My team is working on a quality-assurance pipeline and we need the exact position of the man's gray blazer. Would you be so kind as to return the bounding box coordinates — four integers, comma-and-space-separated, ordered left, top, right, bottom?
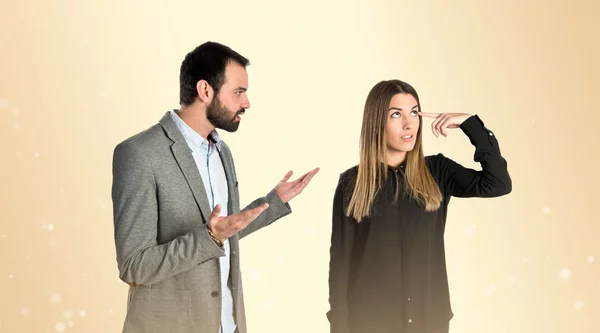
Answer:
111, 112, 291, 333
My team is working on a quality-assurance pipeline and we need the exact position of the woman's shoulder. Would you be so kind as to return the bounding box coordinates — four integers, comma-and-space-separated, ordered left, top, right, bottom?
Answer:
339, 165, 359, 180
424, 153, 451, 170
336, 165, 359, 196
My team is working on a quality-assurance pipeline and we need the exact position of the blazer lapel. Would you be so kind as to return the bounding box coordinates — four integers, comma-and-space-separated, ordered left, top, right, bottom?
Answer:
159, 112, 212, 224
217, 142, 240, 215
217, 143, 241, 260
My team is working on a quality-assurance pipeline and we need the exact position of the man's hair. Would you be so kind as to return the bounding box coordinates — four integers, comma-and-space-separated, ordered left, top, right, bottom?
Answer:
179, 41, 250, 106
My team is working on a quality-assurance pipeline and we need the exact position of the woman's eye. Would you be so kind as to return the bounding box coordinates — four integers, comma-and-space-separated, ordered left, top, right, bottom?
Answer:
391, 112, 401, 118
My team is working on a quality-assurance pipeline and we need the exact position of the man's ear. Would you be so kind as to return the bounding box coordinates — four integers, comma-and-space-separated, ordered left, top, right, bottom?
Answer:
196, 80, 214, 103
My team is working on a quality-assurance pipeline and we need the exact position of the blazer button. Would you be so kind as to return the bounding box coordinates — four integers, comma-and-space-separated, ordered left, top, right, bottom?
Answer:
211, 291, 219, 298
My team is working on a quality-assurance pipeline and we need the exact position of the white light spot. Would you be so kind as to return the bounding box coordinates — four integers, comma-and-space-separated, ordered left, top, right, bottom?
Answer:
507, 274, 517, 283
94, 197, 106, 210
588, 256, 595, 263
14, 122, 20, 130
1, 234, 5, 238
79, 310, 86, 317
9, 274, 14, 279
303, 226, 315, 237
531, 119, 536, 123
487, 283, 496, 295
249, 268, 260, 281
21, 307, 30, 316
50, 292, 62, 304
55, 322, 66, 332
47, 224, 54, 231
259, 299, 277, 311
60, 188, 64, 193
574, 300, 584, 310
275, 254, 285, 264
68, 321, 74, 327
0, 98, 8, 109
11, 108, 20, 116
558, 268, 571, 280
464, 224, 476, 236
108, 308, 113, 314
99, 91, 106, 98
63, 310, 73, 320
542, 207, 550, 214
517, 257, 530, 264
34, 152, 40, 158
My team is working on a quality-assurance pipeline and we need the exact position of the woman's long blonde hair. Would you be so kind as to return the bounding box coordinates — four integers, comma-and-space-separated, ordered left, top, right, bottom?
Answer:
346, 80, 443, 222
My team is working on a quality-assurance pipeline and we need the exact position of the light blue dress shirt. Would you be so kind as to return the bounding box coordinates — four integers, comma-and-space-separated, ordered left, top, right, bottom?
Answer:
170, 110, 236, 333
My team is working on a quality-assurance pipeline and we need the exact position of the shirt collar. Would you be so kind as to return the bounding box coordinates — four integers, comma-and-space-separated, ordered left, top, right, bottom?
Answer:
379, 159, 407, 171
170, 110, 223, 152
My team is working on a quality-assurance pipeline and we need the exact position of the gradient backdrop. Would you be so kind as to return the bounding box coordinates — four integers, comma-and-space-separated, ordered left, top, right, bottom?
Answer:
1, 0, 599, 332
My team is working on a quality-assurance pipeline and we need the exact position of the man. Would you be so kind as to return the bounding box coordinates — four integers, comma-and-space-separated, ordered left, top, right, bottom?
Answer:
111, 41, 319, 333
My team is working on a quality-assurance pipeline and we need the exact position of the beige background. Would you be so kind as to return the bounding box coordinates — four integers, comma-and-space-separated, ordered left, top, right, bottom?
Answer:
1, 0, 599, 332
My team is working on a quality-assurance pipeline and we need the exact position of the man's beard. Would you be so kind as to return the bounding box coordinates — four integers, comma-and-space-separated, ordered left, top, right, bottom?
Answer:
206, 96, 244, 133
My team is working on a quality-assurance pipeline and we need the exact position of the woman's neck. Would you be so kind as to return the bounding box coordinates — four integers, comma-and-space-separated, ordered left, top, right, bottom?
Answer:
385, 151, 407, 168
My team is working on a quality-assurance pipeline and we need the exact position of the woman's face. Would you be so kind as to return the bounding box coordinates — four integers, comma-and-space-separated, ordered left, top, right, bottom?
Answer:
385, 93, 420, 159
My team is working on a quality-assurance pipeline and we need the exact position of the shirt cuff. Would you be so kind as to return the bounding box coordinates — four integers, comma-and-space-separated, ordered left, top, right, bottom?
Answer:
459, 114, 498, 148
266, 188, 292, 215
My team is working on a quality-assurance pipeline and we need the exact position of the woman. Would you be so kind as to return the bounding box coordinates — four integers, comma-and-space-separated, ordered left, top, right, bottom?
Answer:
327, 80, 511, 333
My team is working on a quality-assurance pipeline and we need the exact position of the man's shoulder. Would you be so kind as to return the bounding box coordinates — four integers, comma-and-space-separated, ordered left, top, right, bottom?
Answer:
114, 122, 168, 154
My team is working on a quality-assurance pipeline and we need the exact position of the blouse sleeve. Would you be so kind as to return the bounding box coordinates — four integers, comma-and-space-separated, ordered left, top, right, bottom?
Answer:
435, 115, 512, 198
327, 173, 355, 333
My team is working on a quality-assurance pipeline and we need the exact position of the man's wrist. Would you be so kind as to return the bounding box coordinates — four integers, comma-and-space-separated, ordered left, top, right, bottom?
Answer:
207, 227, 224, 247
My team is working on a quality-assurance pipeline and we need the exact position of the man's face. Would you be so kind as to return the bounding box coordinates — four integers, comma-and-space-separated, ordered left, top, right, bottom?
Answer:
206, 62, 250, 132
